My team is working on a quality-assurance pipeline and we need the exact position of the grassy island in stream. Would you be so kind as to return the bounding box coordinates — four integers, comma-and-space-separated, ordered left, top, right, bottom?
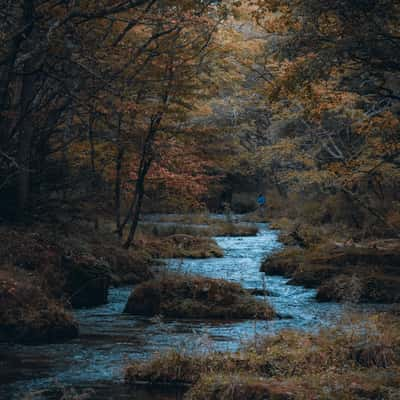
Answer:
124, 273, 275, 320
142, 234, 224, 259
125, 314, 400, 400
139, 220, 259, 238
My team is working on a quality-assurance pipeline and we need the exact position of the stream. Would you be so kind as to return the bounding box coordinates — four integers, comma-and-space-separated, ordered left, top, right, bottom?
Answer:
0, 221, 373, 399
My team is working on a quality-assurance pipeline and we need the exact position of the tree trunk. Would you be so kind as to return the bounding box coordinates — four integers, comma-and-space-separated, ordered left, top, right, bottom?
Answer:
16, 71, 35, 219
121, 114, 162, 247
121, 66, 171, 247
12, 0, 36, 219
88, 112, 99, 230
123, 159, 151, 248
62, 108, 73, 201
115, 114, 124, 236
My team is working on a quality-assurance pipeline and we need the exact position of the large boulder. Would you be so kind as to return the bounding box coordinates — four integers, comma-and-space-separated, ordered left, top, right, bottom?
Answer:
62, 255, 111, 308
124, 274, 275, 320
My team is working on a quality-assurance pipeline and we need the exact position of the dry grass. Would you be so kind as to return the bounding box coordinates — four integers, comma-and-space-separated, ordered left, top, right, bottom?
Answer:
0, 267, 78, 343
261, 219, 400, 303
211, 222, 259, 237
124, 272, 275, 320
0, 220, 157, 342
138, 221, 259, 238
137, 234, 224, 259
126, 314, 400, 400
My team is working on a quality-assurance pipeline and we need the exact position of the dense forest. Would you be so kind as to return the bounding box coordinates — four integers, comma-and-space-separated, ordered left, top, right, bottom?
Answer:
1, 1, 400, 399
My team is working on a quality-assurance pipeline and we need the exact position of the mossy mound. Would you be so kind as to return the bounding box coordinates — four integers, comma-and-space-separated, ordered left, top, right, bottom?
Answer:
0, 273, 78, 344
124, 274, 275, 319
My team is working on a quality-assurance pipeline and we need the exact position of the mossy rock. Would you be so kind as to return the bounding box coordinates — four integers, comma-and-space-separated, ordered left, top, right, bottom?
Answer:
124, 274, 275, 320
62, 255, 111, 308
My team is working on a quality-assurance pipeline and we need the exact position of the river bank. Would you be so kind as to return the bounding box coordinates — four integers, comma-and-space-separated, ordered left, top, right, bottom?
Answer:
126, 313, 400, 400
262, 217, 400, 304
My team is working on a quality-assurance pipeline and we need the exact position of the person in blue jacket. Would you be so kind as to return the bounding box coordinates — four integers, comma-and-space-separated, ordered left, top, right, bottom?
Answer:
257, 193, 266, 208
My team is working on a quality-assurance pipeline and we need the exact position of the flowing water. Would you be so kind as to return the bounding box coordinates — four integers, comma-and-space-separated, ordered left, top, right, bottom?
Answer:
0, 221, 378, 399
